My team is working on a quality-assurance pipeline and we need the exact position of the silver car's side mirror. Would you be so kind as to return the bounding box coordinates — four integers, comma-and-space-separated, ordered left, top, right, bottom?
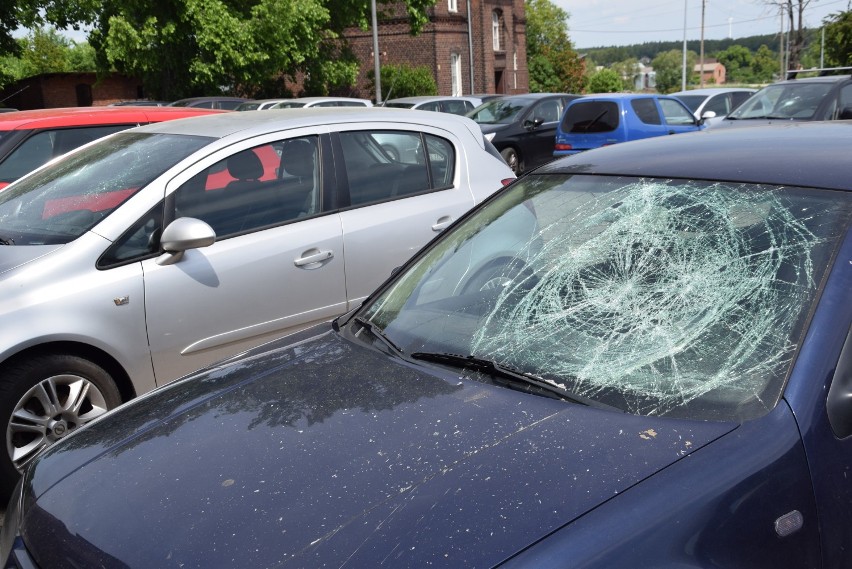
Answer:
156, 217, 216, 266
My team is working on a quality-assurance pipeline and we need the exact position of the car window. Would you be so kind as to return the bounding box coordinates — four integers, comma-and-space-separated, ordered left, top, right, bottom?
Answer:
533, 99, 562, 123
216, 100, 244, 110
674, 95, 705, 113
468, 98, 532, 124
362, 174, 851, 422
0, 125, 131, 184
631, 99, 662, 125
702, 93, 731, 116
0, 132, 211, 245
730, 91, 753, 110
731, 83, 833, 119
173, 136, 320, 239
441, 100, 473, 115
339, 130, 454, 206
839, 84, 852, 120
563, 101, 619, 132
418, 101, 441, 112
659, 98, 696, 125
193, 101, 215, 109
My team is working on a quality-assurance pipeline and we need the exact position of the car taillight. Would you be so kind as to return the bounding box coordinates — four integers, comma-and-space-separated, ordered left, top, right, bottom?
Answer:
554, 143, 573, 151
501, 178, 515, 186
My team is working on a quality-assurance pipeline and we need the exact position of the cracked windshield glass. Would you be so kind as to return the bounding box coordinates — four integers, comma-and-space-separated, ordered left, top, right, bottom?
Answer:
361, 174, 851, 422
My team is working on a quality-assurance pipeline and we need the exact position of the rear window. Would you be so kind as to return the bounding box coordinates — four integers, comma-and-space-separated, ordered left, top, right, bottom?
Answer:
561, 101, 619, 133
631, 99, 662, 124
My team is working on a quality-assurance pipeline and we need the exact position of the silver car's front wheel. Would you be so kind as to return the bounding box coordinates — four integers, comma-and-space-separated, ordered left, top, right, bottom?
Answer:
0, 355, 121, 500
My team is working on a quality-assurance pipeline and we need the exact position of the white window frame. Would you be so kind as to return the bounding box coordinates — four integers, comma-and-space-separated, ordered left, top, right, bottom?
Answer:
448, 0, 458, 12
451, 53, 462, 96
492, 11, 501, 51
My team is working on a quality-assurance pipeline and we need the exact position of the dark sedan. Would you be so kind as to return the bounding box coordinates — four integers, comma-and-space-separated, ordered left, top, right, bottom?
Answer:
3, 123, 851, 568
468, 93, 580, 174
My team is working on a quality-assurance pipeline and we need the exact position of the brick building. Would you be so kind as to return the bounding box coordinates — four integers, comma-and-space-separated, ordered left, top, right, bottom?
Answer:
0, 72, 144, 110
346, 0, 528, 99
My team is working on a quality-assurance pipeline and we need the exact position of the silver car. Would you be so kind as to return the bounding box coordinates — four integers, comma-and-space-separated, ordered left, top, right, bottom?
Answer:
0, 108, 514, 497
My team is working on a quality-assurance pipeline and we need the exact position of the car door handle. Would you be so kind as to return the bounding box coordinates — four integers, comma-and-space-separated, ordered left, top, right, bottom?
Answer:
432, 216, 454, 232
294, 249, 334, 267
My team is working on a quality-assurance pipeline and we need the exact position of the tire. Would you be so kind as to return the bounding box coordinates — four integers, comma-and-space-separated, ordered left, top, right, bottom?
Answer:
0, 354, 121, 501
500, 147, 521, 175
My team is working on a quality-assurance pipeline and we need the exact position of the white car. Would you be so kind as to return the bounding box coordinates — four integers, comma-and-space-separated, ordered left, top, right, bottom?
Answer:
670, 87, 757, 120
384, 96, 483, 115
269, 97, 373, 109
0, 108, 514, 498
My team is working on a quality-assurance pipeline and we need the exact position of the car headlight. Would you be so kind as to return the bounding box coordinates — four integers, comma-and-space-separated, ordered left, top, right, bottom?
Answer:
484, 132, 496, 142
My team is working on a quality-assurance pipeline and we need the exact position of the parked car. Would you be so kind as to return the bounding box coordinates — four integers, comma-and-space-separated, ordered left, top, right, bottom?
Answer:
234, 99, 291, 111
108, 100, 171, 107
5, 121, 850, 568
553, 93, 703, 157
269, 97, 373, 109
707, 67, 852, 128
0, 108, 513, 499
467, 93, 580, 174
168, 96, 248, 110
670, 87, 757, 119
0, 108, 19, 113
384, 95, 483, 115
0, 106, 223, 190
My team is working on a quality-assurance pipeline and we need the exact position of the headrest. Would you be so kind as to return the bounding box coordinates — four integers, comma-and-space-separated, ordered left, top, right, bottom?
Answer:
227, 150, 264, 180
282, 139, 316, 178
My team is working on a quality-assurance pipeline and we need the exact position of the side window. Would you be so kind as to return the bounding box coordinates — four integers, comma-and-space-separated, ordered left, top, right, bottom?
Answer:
339, 130, 455, 206
99, 204, 164, 267
534, 100, 562, 123
174, 136, 319, 238
631, 99, 662, 124
838, 84, 852, 120
702, 94, 731, 116
730, 91, 753, 111
442, 100, 472, 115
418, 102, 441, 112
659, 98, 697, 125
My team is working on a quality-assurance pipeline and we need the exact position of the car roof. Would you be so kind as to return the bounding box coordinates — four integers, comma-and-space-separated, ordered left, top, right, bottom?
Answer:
670, 88, 757, 96
539, 121, 852, 191
132, 106, 484, 142
573, 93, 676, 100
386, 96, 479, 103
286, 97, 372, 103
496, 93, 572, 100
0, 106, 224, 130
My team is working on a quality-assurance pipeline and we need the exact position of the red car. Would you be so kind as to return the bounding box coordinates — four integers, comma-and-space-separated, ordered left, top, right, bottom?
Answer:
0, 107, 224, 190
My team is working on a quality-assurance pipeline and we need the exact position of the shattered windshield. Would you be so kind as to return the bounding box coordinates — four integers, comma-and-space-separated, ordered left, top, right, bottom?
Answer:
359, 174, 851, 421
0, 132, 211, 245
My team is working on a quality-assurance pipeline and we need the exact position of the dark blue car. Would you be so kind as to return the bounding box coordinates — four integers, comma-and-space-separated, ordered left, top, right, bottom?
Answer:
554, 93, 704, 157
3, 123, 851, 568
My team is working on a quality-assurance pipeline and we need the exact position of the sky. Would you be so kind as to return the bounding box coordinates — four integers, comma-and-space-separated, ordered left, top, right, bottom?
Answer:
559, 0, 849, 49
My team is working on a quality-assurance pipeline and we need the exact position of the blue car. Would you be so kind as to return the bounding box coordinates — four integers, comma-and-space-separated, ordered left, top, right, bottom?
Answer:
2, 123, 851, 568
554, 93, 704, 156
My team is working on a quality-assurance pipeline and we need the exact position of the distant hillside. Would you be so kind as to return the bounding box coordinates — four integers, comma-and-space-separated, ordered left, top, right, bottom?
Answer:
577, 31, 817, 66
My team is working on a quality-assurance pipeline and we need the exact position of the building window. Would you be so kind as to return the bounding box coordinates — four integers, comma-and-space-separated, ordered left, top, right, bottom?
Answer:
451, 53, 462, 96
448, 0, 458, 12
492, 11, 503, 51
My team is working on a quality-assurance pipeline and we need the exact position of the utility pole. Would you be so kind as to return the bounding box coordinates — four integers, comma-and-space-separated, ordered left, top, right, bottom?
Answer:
467, 0, 475, 94
371, 0, 382, 104
681, 0, 688, 91
699, 0, 706, 88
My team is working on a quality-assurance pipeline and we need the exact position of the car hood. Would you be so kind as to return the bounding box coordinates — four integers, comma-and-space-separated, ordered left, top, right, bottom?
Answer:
0, 245, 62, 276
708, 117, 799, 128
23, 327, 736, 568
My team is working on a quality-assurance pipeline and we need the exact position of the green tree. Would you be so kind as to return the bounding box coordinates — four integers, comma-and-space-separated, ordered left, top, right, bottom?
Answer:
609, 57, 639, 90
652, 49, 696, 93
70, 0, 437, 100
525, 0, 586, 93
716, 44, 754, 83
821, 9, 852, 67
367, 64, 436, 100
587, 68, 623, 93
752, 44, 778, 82
67, 41, 97, 72
21, 27, 70, 75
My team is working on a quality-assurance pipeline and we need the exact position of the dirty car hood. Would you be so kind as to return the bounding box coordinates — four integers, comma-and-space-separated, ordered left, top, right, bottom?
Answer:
23, 327, 736, 568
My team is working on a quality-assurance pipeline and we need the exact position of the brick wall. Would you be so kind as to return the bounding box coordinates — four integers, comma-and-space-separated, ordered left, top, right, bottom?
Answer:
2, 73, 144, 110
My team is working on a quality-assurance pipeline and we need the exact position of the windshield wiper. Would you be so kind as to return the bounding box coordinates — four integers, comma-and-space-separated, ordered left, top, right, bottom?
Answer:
583, 109, 608, 132
0, 235, 14, 245
352, 316, 403, 354
411, 352, 621, 411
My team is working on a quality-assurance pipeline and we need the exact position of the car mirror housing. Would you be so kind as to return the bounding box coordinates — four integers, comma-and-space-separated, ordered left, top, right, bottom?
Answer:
156, 217, 216, 266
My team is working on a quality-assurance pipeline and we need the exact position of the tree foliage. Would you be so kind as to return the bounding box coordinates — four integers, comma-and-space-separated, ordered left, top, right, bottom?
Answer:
587, 68, 624, 93
820, 8, 852, 67
367, 64, 436, 100
652, 49, 697, 93
525, 0, 586, 93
